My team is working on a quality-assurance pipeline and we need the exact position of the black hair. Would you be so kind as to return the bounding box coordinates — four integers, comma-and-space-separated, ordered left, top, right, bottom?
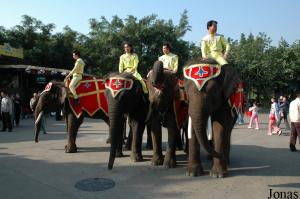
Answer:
123, 41, 133, 53
207, 20, 218, 30
296, 90, 300, 97
73, 50, 81, 57
162, 42, 171, 51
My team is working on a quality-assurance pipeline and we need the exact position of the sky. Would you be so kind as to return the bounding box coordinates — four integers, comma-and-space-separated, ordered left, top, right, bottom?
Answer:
1, 0, 300, 46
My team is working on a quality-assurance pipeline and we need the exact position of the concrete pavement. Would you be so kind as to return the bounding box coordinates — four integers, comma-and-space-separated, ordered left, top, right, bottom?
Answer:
0, 113, 299, 199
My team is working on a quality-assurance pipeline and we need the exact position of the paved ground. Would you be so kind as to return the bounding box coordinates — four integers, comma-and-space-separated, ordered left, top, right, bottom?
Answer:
0, 113, 299, 199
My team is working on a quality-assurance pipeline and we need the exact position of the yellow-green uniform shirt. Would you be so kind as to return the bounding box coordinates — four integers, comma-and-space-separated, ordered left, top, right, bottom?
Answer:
201, 33, 230, 65
158, 53, 178, 73
70, 58, 85, 76
119, 53, 139, 73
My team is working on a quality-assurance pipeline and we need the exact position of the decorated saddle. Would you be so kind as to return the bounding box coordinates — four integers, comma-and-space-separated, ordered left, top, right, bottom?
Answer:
65, 76, 108, 118
105, 77, 134, 98
184, 63, 244, 112
183, 63, 221, 91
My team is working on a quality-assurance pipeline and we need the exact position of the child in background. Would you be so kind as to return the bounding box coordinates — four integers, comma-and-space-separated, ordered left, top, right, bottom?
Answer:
248, 101, 259, 130
268, 97, 282, 136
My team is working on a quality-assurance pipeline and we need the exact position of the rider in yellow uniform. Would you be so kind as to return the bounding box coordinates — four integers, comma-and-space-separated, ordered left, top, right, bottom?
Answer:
64, 50, 85, 105
201, 20, 230, 65
119, 42, 148, 94
158, 42, 179, 73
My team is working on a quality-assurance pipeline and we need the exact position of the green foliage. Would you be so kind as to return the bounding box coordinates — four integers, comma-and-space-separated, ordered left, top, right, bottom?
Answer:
229, 33, 300, 102
0, 13, 299, 100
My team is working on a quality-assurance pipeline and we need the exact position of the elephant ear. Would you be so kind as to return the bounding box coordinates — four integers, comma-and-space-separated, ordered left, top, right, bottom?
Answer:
220, 64, 241, 99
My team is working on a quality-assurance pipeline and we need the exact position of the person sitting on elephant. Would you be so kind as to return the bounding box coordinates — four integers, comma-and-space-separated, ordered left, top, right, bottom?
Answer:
158, 42, 179, 73
201, 20, 230, 66
64, 50, 85, 105
119, 42, 148, 94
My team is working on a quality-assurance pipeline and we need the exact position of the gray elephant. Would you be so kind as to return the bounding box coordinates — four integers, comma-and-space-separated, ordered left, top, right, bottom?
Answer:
105, 73, 149, 170
146, 61, 188, 168
34, 78, 109, 153
183, 58, 240, 178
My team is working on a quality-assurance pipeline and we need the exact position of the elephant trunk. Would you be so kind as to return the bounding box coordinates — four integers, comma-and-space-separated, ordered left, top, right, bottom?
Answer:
34, 109, 43, 143
107, 106, 124, 170
190, 105, 222, 159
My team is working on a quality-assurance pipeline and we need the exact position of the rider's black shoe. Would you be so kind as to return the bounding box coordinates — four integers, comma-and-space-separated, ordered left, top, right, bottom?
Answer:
74, 98, 80, 106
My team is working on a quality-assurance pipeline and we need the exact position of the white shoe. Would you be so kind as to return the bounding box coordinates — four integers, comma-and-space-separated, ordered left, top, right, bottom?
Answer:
248, 126, 252, 129
255, 128, 259, 130
278, 130, 282, 136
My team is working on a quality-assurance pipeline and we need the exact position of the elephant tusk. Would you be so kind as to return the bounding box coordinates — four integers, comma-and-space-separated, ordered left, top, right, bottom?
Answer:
35, 111, 44, 125
207, 116, 212, 141
188, 116, 192, 139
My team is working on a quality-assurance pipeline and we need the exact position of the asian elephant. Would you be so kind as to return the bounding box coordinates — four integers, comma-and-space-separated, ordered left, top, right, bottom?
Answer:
105, 72, 149, 170
34, 80, 109, 153
183, 58, 240, 178
146, 61, 187, 168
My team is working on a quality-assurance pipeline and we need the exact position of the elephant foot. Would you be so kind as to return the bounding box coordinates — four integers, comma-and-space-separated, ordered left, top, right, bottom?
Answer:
65, 144, 77, 153
131, 153, 143, 162
163, 156, 177, 168
151, 154, 164, 166
116, 151, 124, 158
209, 159, 227, 178
186, 164, 204, 177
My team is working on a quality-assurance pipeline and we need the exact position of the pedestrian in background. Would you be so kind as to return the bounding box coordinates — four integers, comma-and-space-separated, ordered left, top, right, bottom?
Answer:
248, 100, 259, 130
268, 97, 282, 136
1, 91, 13, 132
289, 90, 300, 152
277, 96, 290, 130
14, 93, 22, 127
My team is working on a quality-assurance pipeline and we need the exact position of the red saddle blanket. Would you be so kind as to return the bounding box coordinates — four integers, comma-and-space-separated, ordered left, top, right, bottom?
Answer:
66, 77, 108, 118
183, 63, 221, 91
105, 77, 134, 98
173, 80, 188, 129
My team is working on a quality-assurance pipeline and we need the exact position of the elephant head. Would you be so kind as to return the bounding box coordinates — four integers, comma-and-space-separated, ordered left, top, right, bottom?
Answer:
105, 72, 148, 170
34, 82, 67, 143
147, 61, 179, 113
184, 58, 240, 158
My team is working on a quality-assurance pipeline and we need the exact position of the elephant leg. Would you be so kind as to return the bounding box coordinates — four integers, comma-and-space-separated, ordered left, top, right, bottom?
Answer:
224, 110, 237, 164
151, 115, 163, 166
186, 127, 203, 176
65, 113, 83, 153
210, 115, 227, 178
163, 112, 178, 168
123, 117, 128, 140
129, 119, 144, 162
146, 124, 153, 150
184, 125, 189, 154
